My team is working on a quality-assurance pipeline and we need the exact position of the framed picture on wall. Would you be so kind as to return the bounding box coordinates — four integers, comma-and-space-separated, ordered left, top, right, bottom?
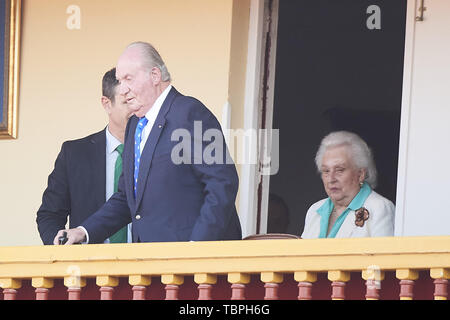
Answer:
0, 0, 21, 139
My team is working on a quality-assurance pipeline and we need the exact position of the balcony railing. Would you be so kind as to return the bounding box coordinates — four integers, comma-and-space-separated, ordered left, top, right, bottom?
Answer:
0, 236, 449, 300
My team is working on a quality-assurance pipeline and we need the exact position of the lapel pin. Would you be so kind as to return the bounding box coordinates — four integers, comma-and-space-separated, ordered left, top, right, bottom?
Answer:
355, 207, 370, 227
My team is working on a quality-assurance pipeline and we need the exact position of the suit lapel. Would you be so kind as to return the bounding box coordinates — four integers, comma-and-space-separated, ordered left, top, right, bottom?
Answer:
135, 87, 179, 208
125, 117, 139, 209
89, 129, 107, 206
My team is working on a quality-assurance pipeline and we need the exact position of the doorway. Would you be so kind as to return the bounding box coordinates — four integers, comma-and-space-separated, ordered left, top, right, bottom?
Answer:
266, 0, 407, 235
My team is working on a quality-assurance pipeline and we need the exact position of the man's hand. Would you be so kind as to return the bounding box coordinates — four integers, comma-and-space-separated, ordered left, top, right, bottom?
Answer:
53, 228, 87, 245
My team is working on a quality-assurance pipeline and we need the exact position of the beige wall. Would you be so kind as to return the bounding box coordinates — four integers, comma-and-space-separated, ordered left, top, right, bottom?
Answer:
0, 0, 249, 246
228, 0, 250, 208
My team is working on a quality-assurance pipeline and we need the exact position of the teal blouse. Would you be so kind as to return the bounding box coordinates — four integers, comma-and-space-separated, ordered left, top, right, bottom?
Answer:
316, 182, 372, 238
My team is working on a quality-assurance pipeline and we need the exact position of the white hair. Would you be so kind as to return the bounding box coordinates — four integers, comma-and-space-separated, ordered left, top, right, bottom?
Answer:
126, 41, 171, 82
315, 131, 378, 188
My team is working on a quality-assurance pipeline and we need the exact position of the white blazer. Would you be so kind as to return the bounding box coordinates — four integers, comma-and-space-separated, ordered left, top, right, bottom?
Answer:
301, 190, 395, 239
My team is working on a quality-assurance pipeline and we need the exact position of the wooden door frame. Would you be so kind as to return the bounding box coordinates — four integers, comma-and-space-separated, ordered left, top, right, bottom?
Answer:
394, 0, 419, 236
240, 0, 413, 237
239, 0, 279, 237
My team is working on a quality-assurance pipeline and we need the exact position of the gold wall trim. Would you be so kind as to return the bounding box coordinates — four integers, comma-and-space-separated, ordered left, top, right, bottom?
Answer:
0, 0, 21, 139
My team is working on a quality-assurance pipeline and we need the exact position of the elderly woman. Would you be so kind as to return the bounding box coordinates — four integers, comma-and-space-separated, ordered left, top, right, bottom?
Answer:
301, 131, 395, 238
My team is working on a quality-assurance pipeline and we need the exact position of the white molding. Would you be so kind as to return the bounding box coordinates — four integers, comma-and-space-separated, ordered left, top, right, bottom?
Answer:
221, 101, 231, 130
221, 101, 231, 147
239, 0, 265, 238
257, 0, 279, 234
394, 0, 418, 236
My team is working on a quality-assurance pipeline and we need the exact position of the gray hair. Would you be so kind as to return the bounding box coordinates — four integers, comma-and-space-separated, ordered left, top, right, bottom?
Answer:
126, 41, 171, 82
315, 131, 378, 189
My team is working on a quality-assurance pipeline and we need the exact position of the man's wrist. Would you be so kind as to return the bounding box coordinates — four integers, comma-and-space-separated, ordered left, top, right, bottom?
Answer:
76, 226, 89, 244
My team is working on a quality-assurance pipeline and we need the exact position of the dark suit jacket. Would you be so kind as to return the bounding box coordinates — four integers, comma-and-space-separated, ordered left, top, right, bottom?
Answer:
36, 130, 107, 245
82, 87, 242, 243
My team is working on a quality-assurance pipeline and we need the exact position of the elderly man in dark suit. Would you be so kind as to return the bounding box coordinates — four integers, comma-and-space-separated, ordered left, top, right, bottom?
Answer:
36, 68, 132, 245
54, 42, 242, 244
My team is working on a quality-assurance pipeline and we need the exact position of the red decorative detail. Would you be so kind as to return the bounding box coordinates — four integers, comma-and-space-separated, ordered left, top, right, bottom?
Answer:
433, 279, 448, 299
35, 288, 49, 300
365, 279, 380, 300
231, 284, 246, 300
99, 286, 114, 300
264, 283, 279, 300
399, 280, 415, 299
355, 207, 370, 227
3, 289, 18, 300
165, 285, 179, 300
67, 287, 81, 300
132, 286, 147, 300
331, 281, 346, 300
198, 284, 213, 300
297, 282, 313, 300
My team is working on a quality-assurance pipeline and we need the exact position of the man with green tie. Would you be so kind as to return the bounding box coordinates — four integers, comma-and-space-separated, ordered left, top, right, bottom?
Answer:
36, 68, 132, 244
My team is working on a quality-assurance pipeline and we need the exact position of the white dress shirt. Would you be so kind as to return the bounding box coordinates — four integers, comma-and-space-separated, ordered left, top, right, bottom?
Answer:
105, 127, 121, 202
138, 84, 172, 155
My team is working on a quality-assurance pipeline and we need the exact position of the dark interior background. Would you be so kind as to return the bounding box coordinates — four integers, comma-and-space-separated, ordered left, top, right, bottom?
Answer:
267, 0, 407, 236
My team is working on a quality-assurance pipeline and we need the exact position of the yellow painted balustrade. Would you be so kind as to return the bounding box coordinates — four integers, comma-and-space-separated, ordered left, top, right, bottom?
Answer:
0, 236, 449, 300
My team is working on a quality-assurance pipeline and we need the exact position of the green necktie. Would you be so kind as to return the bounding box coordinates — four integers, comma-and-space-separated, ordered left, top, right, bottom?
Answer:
109, 144, 127, 243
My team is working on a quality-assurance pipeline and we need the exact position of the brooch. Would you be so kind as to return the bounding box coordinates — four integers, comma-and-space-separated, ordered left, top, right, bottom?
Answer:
355, 207, 370, 227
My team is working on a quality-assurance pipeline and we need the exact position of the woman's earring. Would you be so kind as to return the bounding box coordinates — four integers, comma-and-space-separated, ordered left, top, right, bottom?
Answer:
359, 181, 364, 188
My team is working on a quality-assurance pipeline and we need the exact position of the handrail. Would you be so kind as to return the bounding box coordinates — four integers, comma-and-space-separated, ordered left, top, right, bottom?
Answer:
1, 236, 449, 276
0, 236, 449, 300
